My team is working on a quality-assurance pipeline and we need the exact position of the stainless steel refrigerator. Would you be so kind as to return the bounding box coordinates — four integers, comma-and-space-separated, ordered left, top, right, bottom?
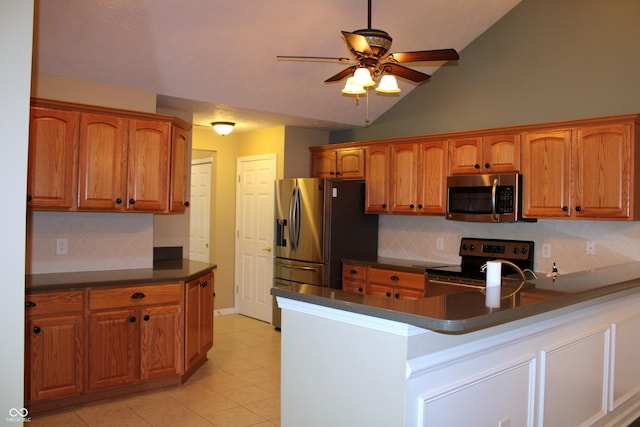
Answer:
272, 178, 378, 327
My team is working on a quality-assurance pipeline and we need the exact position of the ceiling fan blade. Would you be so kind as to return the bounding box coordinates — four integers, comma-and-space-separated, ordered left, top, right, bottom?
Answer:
277, 55, 354, 63
382, 63, 431, 83
389, 49, 459, 63
324, 66, 358, 83
341, 31, 373, 56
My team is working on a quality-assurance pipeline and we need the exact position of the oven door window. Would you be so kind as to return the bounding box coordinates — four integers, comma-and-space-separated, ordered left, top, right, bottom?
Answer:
448, 186, 492, 213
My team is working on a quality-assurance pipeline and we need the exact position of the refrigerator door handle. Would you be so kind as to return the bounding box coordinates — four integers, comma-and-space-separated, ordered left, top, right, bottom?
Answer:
288, 186, 301, 251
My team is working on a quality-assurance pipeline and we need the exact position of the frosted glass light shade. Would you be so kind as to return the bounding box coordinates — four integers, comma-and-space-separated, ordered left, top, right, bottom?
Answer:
375, 75, 401, 93
352, 67, 375, 86
211, 121, 235, 136
341, 77, 366, 95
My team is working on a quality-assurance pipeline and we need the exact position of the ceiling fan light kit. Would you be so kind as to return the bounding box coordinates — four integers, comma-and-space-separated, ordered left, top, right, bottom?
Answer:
342, 77, 367, 95
375, 74, 400, 93
211, 121, 235, 136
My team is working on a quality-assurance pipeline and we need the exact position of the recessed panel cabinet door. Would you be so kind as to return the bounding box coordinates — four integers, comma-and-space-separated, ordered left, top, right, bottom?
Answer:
365, 145, 390, 213
170, 126, 190, 212
27, 107, 77, 208
140, 304, 183, 380
127, 119, 170, 211
418, 140, 448, 214
389, 143, 419, 213
77, 113, 127, 210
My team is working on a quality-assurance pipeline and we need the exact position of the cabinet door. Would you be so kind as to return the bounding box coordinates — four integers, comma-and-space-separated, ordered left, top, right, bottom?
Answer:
185, 274, 214, 371
368, 283, 394, 299
449, 137, 483, 175
27, 314, 84, 402
483, 133, 521, 173
170, 126, 190, 212
573, 124, 631, 218
418, 140, 448, 214
200, 274, 214, 355
311, 150, 337, 178
389, 143, 419, 213
27, 107, 77, 209
336, 148, 365, 179
127, 119, 170, 211
522, 130, 572, 218
88, 309, 137, 390
77, 113, 127, 210
365, 145, 390, 213
140, 304, 183, 380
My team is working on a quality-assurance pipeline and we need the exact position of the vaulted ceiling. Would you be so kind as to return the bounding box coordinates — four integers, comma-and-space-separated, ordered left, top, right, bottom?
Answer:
34, 0, 521, 133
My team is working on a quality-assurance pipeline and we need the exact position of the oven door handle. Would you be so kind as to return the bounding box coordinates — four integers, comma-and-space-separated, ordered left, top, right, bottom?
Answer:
491, 178, 499, 221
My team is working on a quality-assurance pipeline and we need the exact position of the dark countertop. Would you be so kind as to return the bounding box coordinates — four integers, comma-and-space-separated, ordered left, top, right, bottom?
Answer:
26, 260, 217, 292
272, 261, 640, 334
343, 257, 455, 273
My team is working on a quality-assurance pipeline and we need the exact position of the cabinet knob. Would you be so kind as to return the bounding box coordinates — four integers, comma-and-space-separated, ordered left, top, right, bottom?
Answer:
26, 195, 32, 202
131, 292, 146, 299
349, 269, 358, 275
385, 292, 392, 298
382, 203, 387, 209
575, 206, 582, 212
409, 204, 415, 209
129, 316, 136, 323
562, 206, 569, 212
200, 281, 208, 288
143, 315, 150, 321
184, 201, 190, 207
115, 198, 122, 204
329, 171, 335, 176
129, 199, 136, 205
394, 293, 400, 299
358, 287, 364, 293
25, 301, 36, 309
33, 326, 41, 334
485, 163, 491, 169
336, 171, 341, 176
418, 204, 423, 209
474, 164, 480, 169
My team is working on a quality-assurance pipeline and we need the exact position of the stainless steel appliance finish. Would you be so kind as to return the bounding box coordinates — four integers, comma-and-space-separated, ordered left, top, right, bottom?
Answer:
426, 237, 535, 289
273, 178, 378, 327
446, 173, 532, 223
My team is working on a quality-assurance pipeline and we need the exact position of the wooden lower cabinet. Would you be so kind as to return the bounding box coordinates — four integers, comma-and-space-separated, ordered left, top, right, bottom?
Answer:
342, 263, 367, 295
343, 265, 426, 300
25, 291, 84, 403
185, 272, 214, 375
25, 273, 215, 414
368, 283, 425, 300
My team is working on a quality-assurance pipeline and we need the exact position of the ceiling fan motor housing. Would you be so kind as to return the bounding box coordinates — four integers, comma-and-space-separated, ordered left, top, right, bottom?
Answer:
353, 28, 392, 57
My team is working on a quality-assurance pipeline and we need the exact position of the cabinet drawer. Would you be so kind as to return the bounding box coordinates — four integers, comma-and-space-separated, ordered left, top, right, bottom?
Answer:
343, 264, 367, 281
90, 283, 182, 311
368, 268, 425, 290
25, 291, 84, 316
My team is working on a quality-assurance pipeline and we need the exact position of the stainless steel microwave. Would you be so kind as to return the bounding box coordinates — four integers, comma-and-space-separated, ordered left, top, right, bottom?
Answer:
446, 173, 532, 223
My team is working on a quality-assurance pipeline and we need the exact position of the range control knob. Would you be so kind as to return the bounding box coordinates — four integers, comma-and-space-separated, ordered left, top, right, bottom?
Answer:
521, 248, 528, 255
469, 245, 475, 251
513, 248, 519, 254
462, 244, 468, 250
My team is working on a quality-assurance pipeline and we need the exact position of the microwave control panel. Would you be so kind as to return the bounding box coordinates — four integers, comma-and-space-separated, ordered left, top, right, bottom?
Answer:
496, 186, 514, 213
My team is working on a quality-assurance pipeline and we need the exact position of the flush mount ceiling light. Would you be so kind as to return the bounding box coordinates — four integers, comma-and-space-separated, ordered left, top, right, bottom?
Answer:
211, 121, 235, 136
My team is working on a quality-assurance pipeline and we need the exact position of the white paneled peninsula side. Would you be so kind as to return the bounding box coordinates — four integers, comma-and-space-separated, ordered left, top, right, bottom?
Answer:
272, 262, 640, 427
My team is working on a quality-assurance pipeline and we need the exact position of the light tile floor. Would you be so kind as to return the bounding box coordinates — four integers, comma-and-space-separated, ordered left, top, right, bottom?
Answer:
29, 314, 281, 427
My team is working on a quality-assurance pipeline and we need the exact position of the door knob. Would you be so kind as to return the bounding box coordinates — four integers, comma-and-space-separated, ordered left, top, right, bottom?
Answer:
262, 246, 272, 252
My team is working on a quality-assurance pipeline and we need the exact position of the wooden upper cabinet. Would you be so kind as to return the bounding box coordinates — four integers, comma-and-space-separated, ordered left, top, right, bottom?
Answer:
365, 145, 390, 213
389, 143, 419, 213
418, 140, 448, 214
310, 147, 365, 179
522, 130, 572, 218
27, 107, 78, 209
573, 124, 634, 219
77, 113, 127, 210
449, 133, 521, 175
170, 126, 190, 213
127, 119, 170, 211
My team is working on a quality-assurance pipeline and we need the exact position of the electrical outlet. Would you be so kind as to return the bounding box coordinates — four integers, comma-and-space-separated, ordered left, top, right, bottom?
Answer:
436, 237, 444, 250
541, 243, 551, 258
55, 238, 68, 255
586, 240, 596, 256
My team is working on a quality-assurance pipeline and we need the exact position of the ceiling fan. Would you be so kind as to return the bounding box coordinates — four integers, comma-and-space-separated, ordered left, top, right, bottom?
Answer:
277, 0, 459, 89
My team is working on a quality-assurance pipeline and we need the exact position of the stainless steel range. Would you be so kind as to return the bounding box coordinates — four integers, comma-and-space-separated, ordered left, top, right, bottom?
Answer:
426, 237, 535, 290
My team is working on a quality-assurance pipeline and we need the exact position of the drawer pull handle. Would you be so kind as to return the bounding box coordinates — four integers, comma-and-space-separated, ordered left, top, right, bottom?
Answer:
200, 281, 208, 288
390, 275, 400, 281
131, 292, 146, 299
33, 326, 41, 334
25, 301, 36, 308
129, 316, 136, 323
143, 315, 150, 321
349, 269, 358, 275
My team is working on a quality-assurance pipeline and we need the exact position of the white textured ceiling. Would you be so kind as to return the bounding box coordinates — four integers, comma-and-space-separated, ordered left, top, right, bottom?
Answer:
34, 0, 521, 133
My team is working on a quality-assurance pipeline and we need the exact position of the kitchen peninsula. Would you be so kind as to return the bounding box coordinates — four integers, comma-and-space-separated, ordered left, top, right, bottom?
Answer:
24, 260, 216, 415
272, 262, 640, 426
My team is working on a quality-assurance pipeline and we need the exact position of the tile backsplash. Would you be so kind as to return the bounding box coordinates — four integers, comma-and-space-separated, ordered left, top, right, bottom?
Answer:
378, 216, 640, 275
27, 211, 153, 274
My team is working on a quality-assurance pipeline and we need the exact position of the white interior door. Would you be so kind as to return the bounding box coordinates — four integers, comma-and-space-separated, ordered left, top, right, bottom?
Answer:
189, 159, 211, 262
235, 154, 277, 322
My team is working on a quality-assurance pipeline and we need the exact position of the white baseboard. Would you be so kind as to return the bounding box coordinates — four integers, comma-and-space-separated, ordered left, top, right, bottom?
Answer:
214, 307, 237, 316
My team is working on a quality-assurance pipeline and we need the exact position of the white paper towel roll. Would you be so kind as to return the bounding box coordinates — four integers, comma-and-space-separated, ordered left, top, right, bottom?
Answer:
485, 261, 502, 288
485, 286, 501, 308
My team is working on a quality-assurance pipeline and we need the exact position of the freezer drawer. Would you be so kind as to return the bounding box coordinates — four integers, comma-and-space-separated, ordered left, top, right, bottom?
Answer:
274, 258, 326, 287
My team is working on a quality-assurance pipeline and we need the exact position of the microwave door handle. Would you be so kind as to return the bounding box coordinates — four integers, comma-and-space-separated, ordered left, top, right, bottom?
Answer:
491, 178, 498, 221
